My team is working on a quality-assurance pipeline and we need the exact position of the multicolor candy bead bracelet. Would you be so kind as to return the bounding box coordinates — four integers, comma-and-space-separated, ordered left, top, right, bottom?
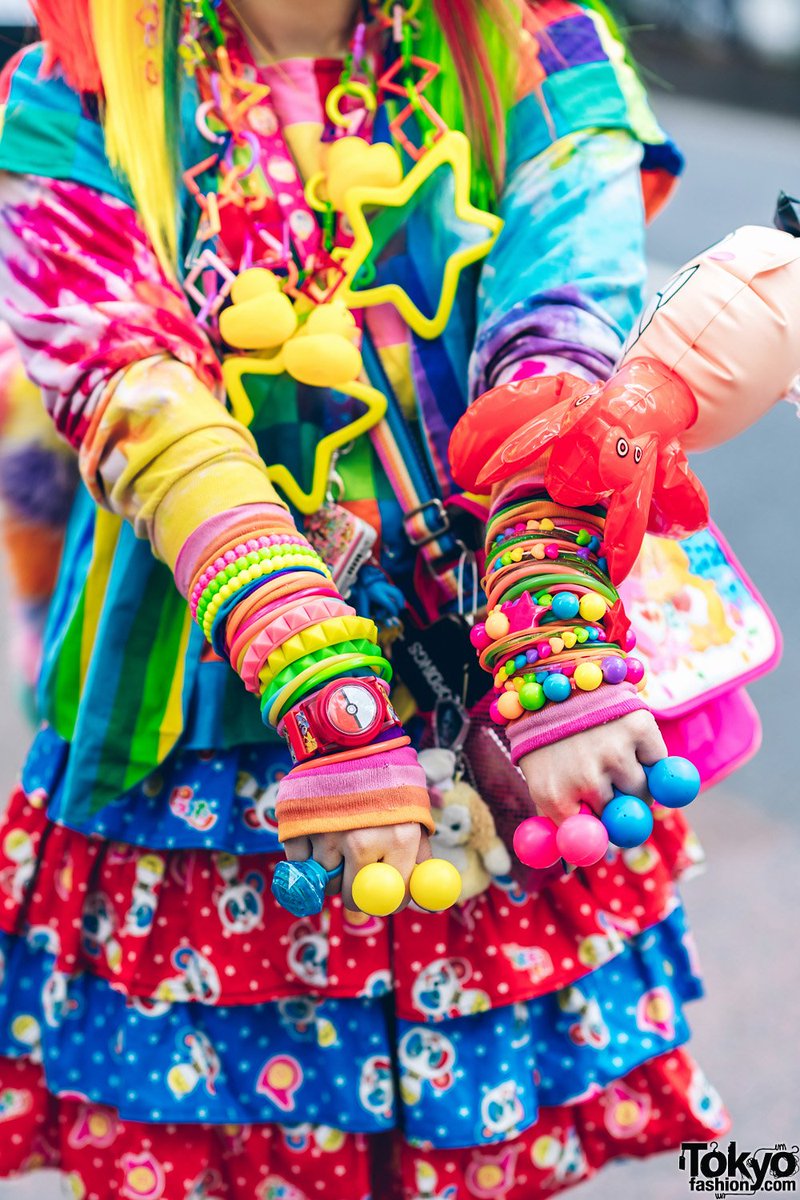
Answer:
473, 497, 643, 726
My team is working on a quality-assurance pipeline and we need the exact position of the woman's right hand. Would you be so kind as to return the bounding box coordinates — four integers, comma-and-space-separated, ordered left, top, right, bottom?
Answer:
283, 823, 432, 912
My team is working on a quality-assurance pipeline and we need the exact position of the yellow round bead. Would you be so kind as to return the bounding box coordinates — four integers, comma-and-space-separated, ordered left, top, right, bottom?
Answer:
579, 593, 607, 622
351, 863, 406, 916
219, 583, 232, 600
485, 611, 510, 640
574, 661, 604, 691
410, 859, 462, 912
496, 690, 524, 720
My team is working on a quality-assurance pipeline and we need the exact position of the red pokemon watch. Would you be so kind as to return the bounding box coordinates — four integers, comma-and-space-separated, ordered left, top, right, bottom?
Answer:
281, 677, 400, 764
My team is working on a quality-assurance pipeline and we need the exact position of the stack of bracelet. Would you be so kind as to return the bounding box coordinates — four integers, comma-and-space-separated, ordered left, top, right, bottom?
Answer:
470, 498, 644, 726
187, 524, 392, 729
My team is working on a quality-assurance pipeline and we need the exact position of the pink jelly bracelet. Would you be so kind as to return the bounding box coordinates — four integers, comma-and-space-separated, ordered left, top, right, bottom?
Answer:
238, 598, 358, 693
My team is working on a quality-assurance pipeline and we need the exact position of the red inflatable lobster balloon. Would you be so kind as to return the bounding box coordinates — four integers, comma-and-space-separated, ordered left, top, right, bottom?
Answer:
449, 358, 709, 581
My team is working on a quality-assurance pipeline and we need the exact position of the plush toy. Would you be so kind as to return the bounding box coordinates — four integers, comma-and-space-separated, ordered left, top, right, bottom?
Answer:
419, 748, 512, 900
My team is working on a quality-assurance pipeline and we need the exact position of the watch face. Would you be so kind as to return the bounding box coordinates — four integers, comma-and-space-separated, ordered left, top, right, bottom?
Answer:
322, 682, 382, 742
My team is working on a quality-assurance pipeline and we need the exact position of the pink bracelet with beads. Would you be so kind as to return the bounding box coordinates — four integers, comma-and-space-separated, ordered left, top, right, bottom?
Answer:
190, 534, 311, 613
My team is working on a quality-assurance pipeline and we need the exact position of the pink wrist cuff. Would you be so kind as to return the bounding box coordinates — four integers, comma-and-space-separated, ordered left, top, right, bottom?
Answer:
276, 746, 433, 840
506, 681, 647, 763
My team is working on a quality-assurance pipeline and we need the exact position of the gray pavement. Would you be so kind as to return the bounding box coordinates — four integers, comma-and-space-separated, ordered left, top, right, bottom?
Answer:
1, 91, 799, 1199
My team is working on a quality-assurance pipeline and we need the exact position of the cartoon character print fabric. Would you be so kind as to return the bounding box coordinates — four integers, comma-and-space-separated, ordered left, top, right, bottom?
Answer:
0, 729, 727, 1197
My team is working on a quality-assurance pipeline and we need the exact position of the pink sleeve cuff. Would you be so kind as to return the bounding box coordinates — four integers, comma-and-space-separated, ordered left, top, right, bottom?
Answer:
174, 502, 293, 597
506, 681, 648, 763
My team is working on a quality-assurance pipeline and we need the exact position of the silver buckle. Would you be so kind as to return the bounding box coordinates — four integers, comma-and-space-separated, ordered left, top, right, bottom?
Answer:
404, 498, 450, 547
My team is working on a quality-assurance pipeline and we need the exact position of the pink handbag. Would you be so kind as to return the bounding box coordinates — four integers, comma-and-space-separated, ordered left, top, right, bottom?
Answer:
618, 521, 781, 788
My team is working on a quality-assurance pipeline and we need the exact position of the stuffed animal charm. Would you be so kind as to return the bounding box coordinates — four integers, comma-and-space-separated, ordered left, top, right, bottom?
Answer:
419, 748, 512, 900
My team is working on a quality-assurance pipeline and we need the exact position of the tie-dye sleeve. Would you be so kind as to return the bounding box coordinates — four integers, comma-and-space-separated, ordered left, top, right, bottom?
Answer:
0, 174, 286, 568
469, 127, 649, 397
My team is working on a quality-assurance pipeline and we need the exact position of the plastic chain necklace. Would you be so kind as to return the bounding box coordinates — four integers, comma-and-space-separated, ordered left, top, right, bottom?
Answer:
179, 0, 502, 513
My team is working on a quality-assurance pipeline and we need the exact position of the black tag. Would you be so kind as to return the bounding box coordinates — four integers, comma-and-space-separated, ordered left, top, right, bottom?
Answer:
390, 615, 489, 714
434, 698, 471, 752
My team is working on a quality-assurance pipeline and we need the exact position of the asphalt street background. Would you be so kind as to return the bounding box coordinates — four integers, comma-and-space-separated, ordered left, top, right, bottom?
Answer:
0, 91, 798, 1199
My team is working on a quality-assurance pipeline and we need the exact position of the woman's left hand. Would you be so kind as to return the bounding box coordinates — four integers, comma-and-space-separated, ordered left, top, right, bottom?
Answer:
517, 710, 668, 826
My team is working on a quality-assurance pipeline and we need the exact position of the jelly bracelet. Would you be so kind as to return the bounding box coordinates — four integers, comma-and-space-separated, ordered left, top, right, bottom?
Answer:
265, 653, 393, 728
259, 616, 378, 686
208, 567, 332, 655
196, 544, 330, 628
474, 494, 641, 727
235, 597, 358, 691
260, 638, 381, 710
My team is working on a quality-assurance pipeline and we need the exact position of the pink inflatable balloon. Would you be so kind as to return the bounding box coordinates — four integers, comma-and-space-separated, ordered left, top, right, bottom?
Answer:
622, 225, 800, 452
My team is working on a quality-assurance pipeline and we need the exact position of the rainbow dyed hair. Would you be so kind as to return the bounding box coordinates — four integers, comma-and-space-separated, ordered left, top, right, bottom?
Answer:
29, 1, 618, 267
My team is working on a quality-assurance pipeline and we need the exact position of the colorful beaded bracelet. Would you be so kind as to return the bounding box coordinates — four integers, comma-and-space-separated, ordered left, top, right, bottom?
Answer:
488, 654, 642, 724
190, 534, 311, 609
195, 543, 325, 623
491, 638, 617, 687
200, 554, 332, 637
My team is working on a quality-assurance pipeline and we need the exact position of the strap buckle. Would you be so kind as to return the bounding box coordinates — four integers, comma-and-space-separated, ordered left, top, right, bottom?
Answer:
404, 498, 450, 547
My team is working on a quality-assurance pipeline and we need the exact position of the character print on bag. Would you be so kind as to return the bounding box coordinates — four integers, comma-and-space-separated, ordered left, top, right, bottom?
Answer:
531, 1128, 590, 1189
256, 1055, 303, 1113
602, 1079, 652, 1138
411, 958, 490, 1020
81, 893, 122, 973
0, 1086, 31, 1123
464, 1145, 521, 1199
500, 943, 554, 984
479, 1080, 525, 1141
186, 1167, 226, 1200
276, 996, 338, 1048
398, 1027, 457, 1104
9, 1013, 41, 1063
41, 969, 75, 1028
558, 985, 611, 1049
67, 1104, 119, 1148
359, 1054, 394, 1120
214, 852, 265, 934
121, 853, 165, 938
165, 1029, 221, 1099
575, 925, 624, 970
259, 1179, 309, 1200
154, 946, 222, 1004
